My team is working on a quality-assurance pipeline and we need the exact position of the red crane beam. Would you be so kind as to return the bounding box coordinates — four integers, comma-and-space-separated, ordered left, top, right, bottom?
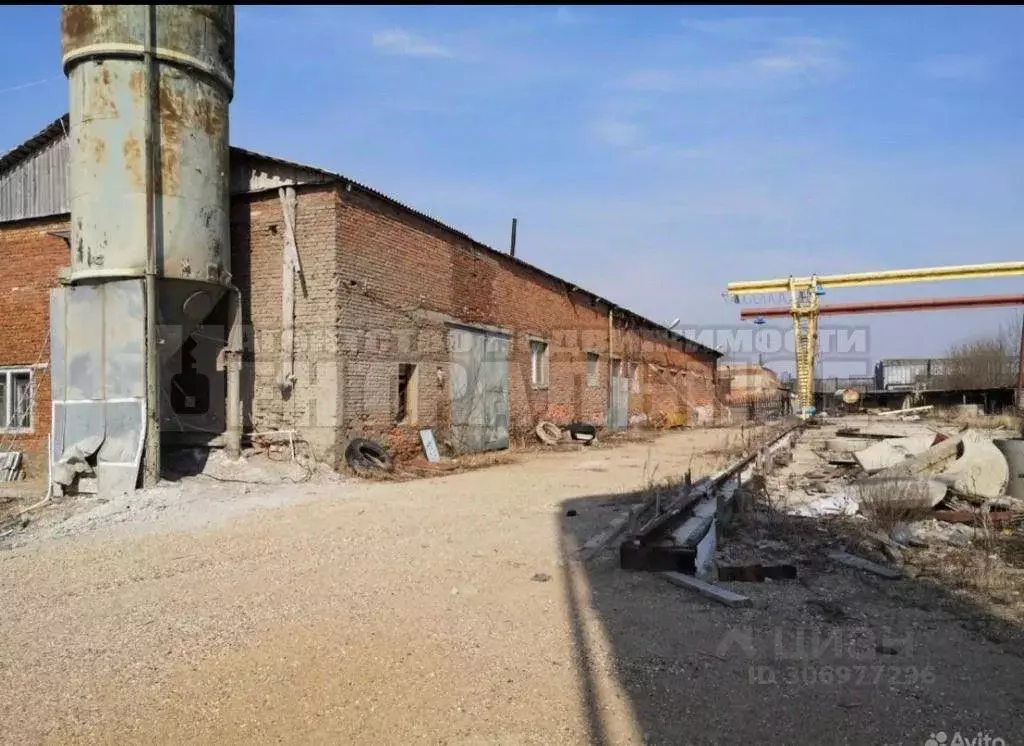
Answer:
738, 294, 1024, 320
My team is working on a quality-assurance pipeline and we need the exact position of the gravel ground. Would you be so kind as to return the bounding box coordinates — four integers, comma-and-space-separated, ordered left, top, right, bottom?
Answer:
1, 424, 1022, 745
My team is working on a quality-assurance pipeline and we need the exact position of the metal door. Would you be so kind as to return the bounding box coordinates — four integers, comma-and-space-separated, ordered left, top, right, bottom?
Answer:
607, 360, 629, 430
449, 326, 510, 453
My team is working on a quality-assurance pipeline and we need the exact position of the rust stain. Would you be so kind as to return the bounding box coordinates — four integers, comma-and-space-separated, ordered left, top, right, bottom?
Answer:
85, 67, 118, 119
159, 87, 185, 196
61, 5, 96, 47
123, 135, 144, 191
129, 70, 143, 98
93, 138, 106, 164
192, 97, 226, 138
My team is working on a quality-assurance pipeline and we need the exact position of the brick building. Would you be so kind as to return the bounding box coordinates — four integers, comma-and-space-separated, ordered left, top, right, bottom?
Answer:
719, 362, 791, 421
0, 115, 722, 476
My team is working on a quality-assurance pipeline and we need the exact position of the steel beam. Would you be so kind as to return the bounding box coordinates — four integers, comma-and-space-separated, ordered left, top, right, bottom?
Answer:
739, 293, 1024, 319
727, 261, 1024, 297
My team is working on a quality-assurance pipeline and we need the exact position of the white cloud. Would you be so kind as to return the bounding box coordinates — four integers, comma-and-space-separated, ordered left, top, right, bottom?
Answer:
371, 28, 454, 59
612, 36, 845, 93
752, 36, 844, 78
679, 16, 799, 40
917, 54, 994, 83
592, 119, 643, 148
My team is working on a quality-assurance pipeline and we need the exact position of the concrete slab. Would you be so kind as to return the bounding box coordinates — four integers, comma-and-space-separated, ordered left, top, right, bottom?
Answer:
854, 434, 937, 473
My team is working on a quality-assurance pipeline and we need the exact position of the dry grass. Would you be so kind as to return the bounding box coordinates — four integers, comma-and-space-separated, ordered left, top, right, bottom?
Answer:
853, 479, 936, 532
918, 542, 1024, 614
929, 407, 1022, 432
704, 423, 774, 460
359, 450, 520, 481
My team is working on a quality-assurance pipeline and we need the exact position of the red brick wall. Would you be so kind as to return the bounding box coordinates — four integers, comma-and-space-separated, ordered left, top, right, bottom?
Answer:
336, 189, 720, 451
1, 181, 721, 474
0, 216, 70, 473
229, 186, 345, 464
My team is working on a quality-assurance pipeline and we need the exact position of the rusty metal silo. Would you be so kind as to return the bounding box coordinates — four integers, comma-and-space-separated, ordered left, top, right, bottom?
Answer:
61, 5, 234, 327
51, 5, 238, 493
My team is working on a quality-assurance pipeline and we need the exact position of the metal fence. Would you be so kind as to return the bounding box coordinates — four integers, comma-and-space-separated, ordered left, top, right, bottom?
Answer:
727, 391, 793, 424
814, 375, 875, 394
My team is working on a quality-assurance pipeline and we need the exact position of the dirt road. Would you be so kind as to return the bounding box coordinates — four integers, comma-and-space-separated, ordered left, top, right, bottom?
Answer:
1, 427, 1021, 745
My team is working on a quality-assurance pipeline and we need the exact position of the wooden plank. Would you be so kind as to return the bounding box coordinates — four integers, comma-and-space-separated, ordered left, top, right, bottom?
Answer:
278, 187, 298, 388
828, 551, 903, 579
660, 572, 752, 608
279, 186, 303, 276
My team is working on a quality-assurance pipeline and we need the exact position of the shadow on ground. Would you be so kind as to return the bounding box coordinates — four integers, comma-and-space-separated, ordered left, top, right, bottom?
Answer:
160, 446, 211, 482
558, 490, 1024, 746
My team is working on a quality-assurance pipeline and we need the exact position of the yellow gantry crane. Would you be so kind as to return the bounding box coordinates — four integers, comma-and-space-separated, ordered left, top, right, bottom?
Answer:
725, 261, 1024, 419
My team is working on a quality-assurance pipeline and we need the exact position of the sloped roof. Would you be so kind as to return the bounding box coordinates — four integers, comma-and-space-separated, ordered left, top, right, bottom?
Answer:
1, 114, 720, 359
0, 114, 69, 174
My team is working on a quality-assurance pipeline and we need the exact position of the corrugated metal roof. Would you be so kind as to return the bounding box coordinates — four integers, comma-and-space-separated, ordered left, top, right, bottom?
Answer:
1, 115, 720, 359
0, 115, 69, 174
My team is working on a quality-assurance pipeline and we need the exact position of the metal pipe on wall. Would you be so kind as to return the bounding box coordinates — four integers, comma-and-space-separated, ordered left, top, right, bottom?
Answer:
607, 308, 614, 423
142, 4, 160, 486
225, 284, 243, 458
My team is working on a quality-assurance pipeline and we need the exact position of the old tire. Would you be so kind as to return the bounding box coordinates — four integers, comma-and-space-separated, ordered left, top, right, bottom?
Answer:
536, 421, 562, 445
345, 438, 394, 474
566, 423, 597, 442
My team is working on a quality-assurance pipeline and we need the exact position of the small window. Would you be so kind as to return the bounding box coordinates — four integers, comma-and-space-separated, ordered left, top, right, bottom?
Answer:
586, 352, 600, 388
530, 340, 549, 388
397, 363, 418, 424
0, 368, 33, 432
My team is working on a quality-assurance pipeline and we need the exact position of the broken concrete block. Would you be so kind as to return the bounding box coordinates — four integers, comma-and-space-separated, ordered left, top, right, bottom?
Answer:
871, 431, 966, 480
827, 437, 875, 453
935, 430, 1009, 499
854, 435, 937, 473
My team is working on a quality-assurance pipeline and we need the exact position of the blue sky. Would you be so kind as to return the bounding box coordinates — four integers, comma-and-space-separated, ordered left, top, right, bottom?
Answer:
3, 5, 1024, 376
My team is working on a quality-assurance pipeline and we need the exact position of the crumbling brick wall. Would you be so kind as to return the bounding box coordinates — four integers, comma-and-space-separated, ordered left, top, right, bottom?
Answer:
230, 185, 345, 465
0, 183, 721, 477
0, 216, 70, 475
335, 189, 721, 450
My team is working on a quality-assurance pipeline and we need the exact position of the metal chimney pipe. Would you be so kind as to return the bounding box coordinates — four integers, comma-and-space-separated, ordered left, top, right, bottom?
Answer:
143, 4, 160, 486
510, 217, 517, 258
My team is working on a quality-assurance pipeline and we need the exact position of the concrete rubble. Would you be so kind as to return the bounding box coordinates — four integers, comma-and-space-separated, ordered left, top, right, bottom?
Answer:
663, 412, 1024, 602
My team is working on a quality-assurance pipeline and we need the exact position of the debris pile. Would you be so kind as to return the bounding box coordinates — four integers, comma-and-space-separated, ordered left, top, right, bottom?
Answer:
0, 451, 23, 482
584, 412, 1024, 608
